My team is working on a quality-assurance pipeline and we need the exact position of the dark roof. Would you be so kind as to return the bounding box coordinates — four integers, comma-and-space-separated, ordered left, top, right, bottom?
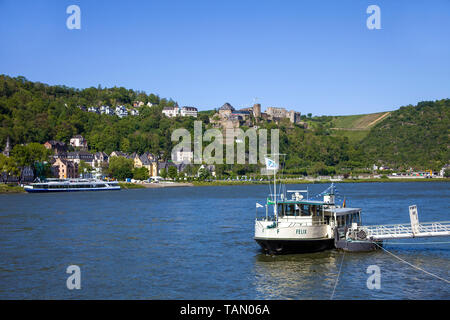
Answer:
67, 151, 94, 159
139, 154, 151, 165
219, 103, 235, 111
110, 151, 129, 158
232, 110, 250, 115
181, 106, 198, 111
46, 140, 66, 147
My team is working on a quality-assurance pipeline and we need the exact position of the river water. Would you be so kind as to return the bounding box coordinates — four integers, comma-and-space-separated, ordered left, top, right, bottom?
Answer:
0, 182, 449, 299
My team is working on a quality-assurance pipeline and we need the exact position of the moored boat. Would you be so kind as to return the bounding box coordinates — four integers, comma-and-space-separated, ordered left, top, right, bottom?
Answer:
24, 178, 120, 193
254, 155, 375, 254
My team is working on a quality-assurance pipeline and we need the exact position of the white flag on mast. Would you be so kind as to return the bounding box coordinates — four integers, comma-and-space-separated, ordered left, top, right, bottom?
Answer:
256, 203, 264, 208
264, 157, 279, 170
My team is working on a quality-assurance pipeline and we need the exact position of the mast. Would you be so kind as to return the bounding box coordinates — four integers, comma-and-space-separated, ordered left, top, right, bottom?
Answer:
273, 166, 277, 219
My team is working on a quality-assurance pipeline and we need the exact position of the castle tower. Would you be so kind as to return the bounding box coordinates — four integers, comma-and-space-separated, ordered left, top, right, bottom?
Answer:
252, 103, 261, 118
288, 110, 301, 124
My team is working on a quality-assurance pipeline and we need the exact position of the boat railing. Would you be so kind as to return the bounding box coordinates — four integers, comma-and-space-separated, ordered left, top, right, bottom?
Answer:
359, 221, 450, 237
255, 216, 328, 226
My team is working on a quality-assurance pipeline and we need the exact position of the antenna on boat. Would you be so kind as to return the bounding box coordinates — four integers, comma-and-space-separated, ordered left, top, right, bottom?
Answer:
264, 153, 287, 218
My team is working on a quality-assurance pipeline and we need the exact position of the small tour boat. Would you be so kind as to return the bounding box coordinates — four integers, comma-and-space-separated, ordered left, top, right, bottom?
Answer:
24, 178, 120, 193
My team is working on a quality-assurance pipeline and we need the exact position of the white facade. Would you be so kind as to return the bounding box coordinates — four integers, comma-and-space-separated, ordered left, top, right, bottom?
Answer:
115, 105, 128, 118
100, 105, 114, 115
162, 106, 179, 118
180, 106, 198, 118
88, 106, 99, 114
69, 135, 87, 148
175, 149, 193, 163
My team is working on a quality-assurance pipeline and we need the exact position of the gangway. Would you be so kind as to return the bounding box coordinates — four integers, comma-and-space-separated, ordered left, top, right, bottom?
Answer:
363, 221, 450, 240
353, 205, 450, 241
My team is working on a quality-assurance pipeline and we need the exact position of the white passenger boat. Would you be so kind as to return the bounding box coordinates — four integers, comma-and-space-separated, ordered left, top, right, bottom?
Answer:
24, 178, 120, 193
254, 155, 365, 254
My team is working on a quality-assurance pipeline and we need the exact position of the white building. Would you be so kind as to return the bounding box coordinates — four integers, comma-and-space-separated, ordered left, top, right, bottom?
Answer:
130, 109, 140, 116
180, 106, 198, 118
100, 105, 114, 115
173, 147, 194, 164
88, 106, 99, 114
69, 135, 88, 149
162, 106, 179, 118
115, 105, 128, 118
440, 164, 450, 177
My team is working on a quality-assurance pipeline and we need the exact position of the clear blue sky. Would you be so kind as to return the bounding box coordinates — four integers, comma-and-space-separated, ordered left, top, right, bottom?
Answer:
1, 0, 449, 115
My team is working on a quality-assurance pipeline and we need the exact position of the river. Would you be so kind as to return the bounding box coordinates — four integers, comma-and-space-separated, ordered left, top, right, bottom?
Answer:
0, 182, 449, 299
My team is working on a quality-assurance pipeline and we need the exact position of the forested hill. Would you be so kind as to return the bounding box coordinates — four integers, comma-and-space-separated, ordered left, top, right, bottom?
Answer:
359, 99, 449, 169
0, 74, 206, 158
0, 74, 448, 172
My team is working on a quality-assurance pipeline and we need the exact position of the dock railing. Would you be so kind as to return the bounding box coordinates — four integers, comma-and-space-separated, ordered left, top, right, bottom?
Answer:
360, 221, 450, 240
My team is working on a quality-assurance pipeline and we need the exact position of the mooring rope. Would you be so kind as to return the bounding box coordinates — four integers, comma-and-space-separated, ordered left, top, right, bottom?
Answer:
384, 241, 450, 245
374, 242, 450, 284
330, 250, 345, 300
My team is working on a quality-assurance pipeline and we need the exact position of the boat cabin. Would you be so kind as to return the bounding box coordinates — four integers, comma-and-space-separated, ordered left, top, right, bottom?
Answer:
264, 197, 361, 229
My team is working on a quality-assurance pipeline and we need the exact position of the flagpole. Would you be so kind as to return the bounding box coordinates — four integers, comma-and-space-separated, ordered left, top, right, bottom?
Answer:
273, 165, 277, 220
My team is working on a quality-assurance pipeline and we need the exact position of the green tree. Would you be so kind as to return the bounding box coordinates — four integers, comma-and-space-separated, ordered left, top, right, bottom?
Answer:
78, 160, 93, 177
133, 167, 149, 180
11, 143, 51, 168
444, 168, 450, 178
0, 154, 20, 177
160, 168, 167, 179
198, 167, 211, 180
168, 166, 178, 179
108, 156, 133, 180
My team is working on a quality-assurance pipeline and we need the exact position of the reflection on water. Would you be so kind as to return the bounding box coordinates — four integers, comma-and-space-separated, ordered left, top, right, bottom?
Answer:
254, 251, 340, 299
253, 246, 450, 299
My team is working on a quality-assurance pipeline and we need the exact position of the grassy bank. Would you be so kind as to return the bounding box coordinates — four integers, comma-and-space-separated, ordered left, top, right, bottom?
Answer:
192, 178, 449, 186
118, 182, 146, 189
0, 184, 25, 193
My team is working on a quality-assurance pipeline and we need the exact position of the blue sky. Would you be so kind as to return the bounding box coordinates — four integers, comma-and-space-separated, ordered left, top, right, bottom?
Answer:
0, 0, 449, 115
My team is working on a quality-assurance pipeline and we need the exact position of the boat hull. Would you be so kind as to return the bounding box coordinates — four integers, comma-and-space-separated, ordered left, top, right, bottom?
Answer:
255, 238, 335, 254
24, 187, 120, 193
334, 239, 381, 252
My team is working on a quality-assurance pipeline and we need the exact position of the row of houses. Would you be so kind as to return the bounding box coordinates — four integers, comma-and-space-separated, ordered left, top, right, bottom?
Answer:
46, 142, 213, 179
78, 105, 140, 118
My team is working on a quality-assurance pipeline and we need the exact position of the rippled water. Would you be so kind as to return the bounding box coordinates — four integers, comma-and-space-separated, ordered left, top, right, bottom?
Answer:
0, 182, 449, 299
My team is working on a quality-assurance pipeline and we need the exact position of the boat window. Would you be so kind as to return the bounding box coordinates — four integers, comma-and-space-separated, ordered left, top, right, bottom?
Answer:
285, 204, 300, 216
301, 205, 311, 216
277, 204, 285, 217
312, 205, 322, 217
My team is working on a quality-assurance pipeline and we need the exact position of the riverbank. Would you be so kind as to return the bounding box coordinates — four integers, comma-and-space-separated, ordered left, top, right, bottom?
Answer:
1, 178, 447, 193
119, 182, 194, 189
192, 177, 449, 186
0, 184, 25, 193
